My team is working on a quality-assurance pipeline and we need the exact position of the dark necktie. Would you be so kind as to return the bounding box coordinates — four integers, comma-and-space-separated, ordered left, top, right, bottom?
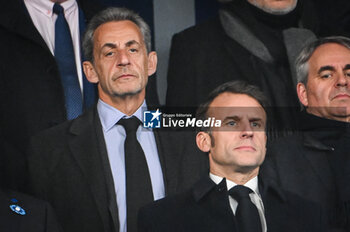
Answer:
228, 185, 262, 232
53, 3, 83, 120
118, 117, 153, 232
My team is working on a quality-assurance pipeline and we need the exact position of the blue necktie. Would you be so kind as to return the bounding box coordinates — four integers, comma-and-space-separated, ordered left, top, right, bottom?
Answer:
53, 3, 83, 120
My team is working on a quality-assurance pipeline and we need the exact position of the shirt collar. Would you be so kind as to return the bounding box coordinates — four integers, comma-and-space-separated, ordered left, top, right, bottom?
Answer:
97, 99, 147, 132
25, 0, 77, 17
209, 173, 260, 195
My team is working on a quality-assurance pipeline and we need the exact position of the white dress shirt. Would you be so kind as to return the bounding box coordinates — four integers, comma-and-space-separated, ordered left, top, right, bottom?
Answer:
24, 0, 83, 90
210, 173, 267, 232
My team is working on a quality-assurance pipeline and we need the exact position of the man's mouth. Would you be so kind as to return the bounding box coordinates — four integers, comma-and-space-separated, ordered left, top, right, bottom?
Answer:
235, 146, 256, 151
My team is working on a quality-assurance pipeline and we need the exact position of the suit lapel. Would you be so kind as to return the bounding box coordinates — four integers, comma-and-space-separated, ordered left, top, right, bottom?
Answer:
68, 108, 115, 231
259, 165, 288, 232
94, 111, 120, 232
153, 129, 179, 195
193, 177, 237, 231
0, 0, 51, 54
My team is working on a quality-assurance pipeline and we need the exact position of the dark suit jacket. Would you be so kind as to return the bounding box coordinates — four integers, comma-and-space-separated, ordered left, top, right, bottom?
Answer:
138, 165, 326, 232
0, 189, 62, 232
27, 106, 208, 232
266, 133, 348, 230
0, 0, 103, 191
267, 133, 337, 209
165, 0, 317, 138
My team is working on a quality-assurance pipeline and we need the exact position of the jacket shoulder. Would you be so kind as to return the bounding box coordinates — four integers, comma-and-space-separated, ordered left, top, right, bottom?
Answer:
0, 189, 62, 232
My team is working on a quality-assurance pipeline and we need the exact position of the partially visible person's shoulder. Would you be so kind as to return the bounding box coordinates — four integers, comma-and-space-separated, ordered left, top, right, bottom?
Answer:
172, 16, 224, 44
0, 189, 62, 232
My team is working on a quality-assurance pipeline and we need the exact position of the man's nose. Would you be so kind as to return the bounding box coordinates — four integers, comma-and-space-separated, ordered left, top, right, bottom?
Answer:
240, 123, 254, 138
336, 73, 349, 87
117, 50, 131, 66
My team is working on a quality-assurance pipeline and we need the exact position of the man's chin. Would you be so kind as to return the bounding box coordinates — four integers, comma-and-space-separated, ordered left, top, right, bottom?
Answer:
113, 87, 143, 98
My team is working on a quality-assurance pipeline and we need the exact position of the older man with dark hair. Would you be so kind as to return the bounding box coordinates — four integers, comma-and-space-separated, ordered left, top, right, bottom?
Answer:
267, 36, 350, 231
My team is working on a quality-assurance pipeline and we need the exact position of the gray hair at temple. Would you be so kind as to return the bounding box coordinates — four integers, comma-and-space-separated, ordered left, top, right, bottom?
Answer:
295, 36, 350, 86
82, 7, 152, 63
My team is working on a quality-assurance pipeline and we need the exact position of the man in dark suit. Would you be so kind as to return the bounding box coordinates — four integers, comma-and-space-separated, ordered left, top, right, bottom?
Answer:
267, 36, 350, 231
139, 81, 325, 232
0, 188, 62, 232
0, 0, 102, 191
166, 0, 317, 137
28, 7, 207, 232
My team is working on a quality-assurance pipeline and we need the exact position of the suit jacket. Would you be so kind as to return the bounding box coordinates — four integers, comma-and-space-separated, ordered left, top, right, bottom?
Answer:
0, 0, 103, 191
266, 132, 348, 231
0, 189, 62, 232
267, 133, 337, 209
27, 106, 208, 232
138, 164, 326, 232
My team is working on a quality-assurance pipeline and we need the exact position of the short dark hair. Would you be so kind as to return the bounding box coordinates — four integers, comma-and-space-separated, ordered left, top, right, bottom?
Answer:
82, 7, 152, 63
296, 36, 350, 85
196, 80, 268, 133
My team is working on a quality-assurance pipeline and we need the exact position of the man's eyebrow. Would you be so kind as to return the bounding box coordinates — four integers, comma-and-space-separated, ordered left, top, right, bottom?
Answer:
125, 40, 140, 47
101, 43, 116, 50
344, 64, 350, 70
223, 116, 240, 122
318, 65, 335, 74
249, 117, 263, 122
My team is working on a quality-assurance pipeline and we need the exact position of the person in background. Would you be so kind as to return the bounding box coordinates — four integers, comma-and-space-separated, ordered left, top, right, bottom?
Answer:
0, 0, 102, 191
0, 186, 62, 232
267, 36, 350, 231
166, 0, 318, 138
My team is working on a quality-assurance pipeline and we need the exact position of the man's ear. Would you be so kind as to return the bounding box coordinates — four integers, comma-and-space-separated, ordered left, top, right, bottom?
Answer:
196, 131, 212, 153
83, 61, 99, 83
297, 83, 308, 107
147, 51, 157, 76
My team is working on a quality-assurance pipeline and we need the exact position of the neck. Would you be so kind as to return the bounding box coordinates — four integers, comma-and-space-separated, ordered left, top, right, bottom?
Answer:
210, 166, 259, 185
99, 91, 145, 116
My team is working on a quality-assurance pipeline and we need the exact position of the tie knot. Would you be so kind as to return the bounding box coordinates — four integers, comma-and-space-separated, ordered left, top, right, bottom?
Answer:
228, 185, 253, 202
53, 3, 64, 15
118, 116, 141, 134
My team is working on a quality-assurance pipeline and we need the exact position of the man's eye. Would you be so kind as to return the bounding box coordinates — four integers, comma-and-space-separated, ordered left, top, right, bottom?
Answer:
129, 48, 138, 53
345, 71, 350, 77
226, 121, 236, 126
105, 52, 115, 57
320, 73, 332, 79
251, 122, 261, 128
